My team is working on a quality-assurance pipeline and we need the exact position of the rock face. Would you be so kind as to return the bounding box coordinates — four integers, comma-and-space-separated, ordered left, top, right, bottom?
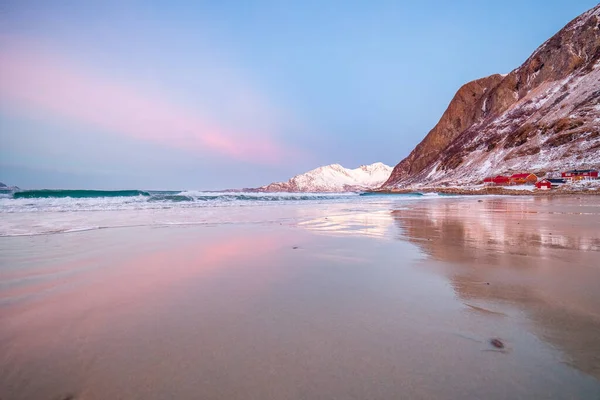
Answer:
383, 4, 600, 188
258, 162, 393, 192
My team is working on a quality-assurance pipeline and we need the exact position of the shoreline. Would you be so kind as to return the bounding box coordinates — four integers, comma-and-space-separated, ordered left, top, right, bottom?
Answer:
368, 186, 600, 196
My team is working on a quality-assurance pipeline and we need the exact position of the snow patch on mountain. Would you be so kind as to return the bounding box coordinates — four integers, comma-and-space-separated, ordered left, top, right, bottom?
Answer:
258, 162, 393, 192
383, 4, 600, 189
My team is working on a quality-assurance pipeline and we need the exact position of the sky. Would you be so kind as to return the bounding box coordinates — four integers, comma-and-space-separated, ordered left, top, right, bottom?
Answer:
0, 0, 597, 190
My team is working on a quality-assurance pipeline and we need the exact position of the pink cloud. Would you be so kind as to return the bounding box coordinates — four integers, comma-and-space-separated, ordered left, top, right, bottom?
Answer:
0, 37, 292, 164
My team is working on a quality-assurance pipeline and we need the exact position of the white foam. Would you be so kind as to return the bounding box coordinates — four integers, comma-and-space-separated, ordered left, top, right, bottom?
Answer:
0, 192, 445, 237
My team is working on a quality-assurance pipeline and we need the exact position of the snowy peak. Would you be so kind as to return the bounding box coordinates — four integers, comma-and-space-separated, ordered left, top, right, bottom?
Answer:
359, 162, 388, 172
258, 163, 393, 192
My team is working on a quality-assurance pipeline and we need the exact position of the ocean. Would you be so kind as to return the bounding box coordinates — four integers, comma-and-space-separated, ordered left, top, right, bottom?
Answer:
0, 189, 432, 237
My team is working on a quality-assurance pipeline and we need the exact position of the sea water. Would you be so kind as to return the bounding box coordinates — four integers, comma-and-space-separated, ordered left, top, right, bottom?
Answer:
0, 189, 428, 236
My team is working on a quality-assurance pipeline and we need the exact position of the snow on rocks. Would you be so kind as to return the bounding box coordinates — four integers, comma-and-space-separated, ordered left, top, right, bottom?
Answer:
259, 162, 393, 192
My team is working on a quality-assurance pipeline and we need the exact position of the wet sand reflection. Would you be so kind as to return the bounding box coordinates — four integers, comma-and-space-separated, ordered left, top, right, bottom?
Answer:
391, 196, 600, 379
0, 227, 300, 399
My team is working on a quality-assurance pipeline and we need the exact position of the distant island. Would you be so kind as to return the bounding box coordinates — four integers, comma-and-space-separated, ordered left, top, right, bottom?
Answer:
0, 182, 19, 191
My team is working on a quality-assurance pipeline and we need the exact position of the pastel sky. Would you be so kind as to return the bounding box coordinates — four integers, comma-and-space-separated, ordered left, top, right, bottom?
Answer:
0, 0, 597, 190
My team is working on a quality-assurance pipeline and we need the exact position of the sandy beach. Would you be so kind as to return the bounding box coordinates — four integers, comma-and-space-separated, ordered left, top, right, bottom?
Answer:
1, 196, 600, 399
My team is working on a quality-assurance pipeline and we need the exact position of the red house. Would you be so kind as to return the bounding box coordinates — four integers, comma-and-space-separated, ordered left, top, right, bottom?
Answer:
491, 175, 510, 185
535, 179, 552, 190
510, 173, 538, 185
561, 169, 599, 180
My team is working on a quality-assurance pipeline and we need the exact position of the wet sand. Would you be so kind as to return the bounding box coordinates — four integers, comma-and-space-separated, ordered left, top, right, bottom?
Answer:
1, 197, 600, 399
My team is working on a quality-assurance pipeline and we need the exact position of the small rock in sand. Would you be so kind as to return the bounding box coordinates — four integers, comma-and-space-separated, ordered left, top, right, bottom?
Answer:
490, 338, 505, 349
54, 395, 76, 400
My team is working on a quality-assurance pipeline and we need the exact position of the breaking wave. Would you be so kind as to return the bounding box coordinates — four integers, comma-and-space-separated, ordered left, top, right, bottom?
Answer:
1, 190, 361, 213
359, 191, 432, 197
13, 189, 151, 199
152, 191, 354, 202
0, 189, 451, 236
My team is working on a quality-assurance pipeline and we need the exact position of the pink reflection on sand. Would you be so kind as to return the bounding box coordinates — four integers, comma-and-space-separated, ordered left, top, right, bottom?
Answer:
0, 229, 300, 363
0, 37, 290, 164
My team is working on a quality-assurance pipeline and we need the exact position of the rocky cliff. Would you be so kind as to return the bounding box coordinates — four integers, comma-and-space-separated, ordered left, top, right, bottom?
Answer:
383, 4, 600, 188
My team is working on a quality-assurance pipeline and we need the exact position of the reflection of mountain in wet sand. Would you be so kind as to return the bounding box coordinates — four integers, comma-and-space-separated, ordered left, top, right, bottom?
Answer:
393, 197, 600, 261
392, 197, 600, 379
298, 210, 395, 239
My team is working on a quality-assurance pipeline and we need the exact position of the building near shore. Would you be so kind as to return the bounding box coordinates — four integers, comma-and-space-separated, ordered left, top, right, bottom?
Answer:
510, 173, 538, 185
536, 180, 552, 190
561, 170, 598, 180
483, 175, 511, 185
535, 178, 566, 190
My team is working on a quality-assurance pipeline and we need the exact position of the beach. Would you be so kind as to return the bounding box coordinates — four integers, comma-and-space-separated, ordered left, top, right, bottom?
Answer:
1, 195, 600, 399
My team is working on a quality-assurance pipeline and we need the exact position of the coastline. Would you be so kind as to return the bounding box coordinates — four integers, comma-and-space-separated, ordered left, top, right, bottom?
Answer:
369, 186, 600, 196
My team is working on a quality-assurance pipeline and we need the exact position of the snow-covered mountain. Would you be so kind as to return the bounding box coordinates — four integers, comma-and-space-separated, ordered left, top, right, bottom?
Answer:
383, 4, 600, 189
0, 182, 18, 191
257, 162, 393, 192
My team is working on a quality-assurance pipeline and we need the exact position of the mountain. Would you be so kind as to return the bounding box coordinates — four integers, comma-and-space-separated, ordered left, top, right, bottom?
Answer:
383, 4, 600, 188
257, 162, 393, 192
0, 182, 20, 191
